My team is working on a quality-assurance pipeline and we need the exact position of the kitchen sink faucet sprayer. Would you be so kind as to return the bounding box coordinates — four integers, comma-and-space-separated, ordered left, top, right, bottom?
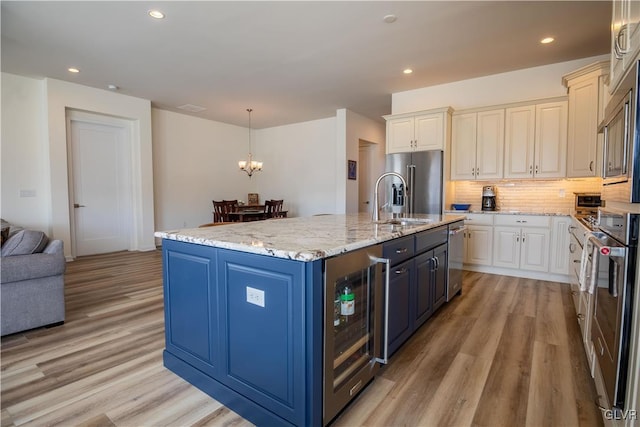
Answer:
372, 172, 408, 222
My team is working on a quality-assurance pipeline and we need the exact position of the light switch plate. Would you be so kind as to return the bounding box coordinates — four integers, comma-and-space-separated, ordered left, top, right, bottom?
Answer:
246, 286, 265, 307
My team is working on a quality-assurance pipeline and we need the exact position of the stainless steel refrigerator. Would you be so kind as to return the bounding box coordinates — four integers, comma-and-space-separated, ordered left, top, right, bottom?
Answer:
384, 150, 443, 215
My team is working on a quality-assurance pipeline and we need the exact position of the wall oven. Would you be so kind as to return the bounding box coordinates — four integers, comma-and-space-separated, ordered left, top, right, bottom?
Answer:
600, 59, 640, 203
589, 207, 639, 412
323, 244, 389, 425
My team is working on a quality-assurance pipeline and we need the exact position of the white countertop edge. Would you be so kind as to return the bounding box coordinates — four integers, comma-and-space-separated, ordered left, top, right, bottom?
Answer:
445, 210, 572, 216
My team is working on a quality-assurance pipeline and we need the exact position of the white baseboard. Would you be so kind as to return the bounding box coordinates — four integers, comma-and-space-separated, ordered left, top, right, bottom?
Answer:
463, 264, 570, 284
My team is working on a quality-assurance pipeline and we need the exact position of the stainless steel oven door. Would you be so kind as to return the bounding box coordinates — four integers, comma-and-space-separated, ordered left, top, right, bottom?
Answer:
589, 233, 629, 409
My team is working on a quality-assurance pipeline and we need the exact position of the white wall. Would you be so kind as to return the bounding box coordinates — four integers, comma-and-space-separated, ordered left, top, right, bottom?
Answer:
392, 54, 610, 114
256, 117, 338, 217
152, 108, 251, 230
342, 109, 385, 213
1, 73, 50, 233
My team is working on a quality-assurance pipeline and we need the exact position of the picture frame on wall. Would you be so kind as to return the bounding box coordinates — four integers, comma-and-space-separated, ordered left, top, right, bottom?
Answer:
348, 160, 357, 180
248, 193, 259, 205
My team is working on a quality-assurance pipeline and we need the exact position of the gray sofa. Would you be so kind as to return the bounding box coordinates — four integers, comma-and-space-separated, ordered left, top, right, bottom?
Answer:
1, 225, 66, 336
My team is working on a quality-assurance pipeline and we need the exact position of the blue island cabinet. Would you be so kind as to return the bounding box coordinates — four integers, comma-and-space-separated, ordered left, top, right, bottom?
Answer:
161, 239, 323, 427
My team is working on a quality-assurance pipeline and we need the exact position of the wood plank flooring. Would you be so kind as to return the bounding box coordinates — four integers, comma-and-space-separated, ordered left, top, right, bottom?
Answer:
1, 250, 603, 426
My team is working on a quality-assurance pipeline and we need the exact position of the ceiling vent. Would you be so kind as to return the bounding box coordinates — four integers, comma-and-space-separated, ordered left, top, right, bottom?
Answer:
177, 104, 207, 113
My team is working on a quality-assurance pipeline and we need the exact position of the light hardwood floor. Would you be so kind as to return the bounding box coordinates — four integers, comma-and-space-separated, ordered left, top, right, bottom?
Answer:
1, 250, 603, 427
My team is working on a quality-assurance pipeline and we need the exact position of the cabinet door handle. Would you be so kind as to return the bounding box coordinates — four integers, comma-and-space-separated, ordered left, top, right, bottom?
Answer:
589, 160, 594, 172
516, 234, 520, 242
529, 165, 533, 174
434, 256, 439, 270
395, 248, 408, 254
535, 165, 539, 174
522, 233, 526, 243
577, 313, 585, 321
370, 256, 391, 365
569, 243, 576, 253
395, 267, 408, 275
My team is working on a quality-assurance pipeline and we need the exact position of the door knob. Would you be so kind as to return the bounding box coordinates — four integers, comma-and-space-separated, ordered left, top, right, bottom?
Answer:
73, 203, 86, 208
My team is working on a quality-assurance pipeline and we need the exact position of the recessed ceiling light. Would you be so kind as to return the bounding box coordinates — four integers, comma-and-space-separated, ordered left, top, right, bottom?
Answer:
148, 10, 165, 19
540, 37, 555, 44
68, 67, 80, 73
383, 14, 397, 24
403, 68, 413, 74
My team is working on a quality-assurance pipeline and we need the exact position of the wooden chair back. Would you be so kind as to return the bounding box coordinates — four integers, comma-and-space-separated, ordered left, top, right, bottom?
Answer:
264, 199, 285, 218
212, 200, 239, 222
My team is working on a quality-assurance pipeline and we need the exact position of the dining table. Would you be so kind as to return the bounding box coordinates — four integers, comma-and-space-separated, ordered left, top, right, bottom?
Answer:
227, 209, 288, 222
227, 209, 267, 222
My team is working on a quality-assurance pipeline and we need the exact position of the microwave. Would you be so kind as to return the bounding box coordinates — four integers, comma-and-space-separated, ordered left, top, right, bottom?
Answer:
600, 58, 640, 203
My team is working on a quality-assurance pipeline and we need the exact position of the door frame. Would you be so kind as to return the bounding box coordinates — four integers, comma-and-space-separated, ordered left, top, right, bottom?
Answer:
358, 140, 375, 214
65, 110, 135, 258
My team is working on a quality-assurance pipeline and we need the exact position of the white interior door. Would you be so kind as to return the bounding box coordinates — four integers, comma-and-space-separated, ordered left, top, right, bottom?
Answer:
69, 115, 132, 256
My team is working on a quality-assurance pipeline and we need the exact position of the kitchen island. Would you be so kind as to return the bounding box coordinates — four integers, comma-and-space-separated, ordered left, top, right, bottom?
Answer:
155, 213, 465, 427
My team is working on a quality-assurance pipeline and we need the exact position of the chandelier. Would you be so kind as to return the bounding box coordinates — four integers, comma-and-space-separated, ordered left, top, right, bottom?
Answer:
238, 108, 262, 178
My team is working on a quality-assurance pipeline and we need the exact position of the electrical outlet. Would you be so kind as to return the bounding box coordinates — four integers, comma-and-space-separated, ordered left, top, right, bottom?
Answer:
246, 286, 265, 307
559, 189, 566, 198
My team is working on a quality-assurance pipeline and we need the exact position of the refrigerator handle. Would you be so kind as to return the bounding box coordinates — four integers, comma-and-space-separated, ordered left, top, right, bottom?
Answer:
407, 164, 415, 216
371, 256, 390, 365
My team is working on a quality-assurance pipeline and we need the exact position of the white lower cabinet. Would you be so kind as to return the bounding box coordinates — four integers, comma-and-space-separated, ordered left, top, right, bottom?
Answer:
462, 213, 572, 281
463, 213, 494, 266
465, 225, 493, 266
493, 215, 551, 274
549, 216, 571, 275
493, 226, 550, 272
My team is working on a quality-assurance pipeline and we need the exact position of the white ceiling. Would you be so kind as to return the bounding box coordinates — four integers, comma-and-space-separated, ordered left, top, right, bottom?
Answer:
1, 1, 611, 129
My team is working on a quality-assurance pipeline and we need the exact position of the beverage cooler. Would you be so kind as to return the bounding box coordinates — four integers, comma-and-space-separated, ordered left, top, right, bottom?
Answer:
323, 244, 388, 425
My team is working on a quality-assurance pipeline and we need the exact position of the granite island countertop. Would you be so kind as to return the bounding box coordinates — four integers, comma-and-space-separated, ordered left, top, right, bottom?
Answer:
155, 212, 466, 262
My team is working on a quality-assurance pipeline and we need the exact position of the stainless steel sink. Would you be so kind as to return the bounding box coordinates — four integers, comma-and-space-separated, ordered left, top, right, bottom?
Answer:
377, 218, 433, 226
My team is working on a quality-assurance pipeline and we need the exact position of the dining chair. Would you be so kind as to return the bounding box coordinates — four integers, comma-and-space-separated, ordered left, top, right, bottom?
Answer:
213, 200, 239, 222
265, 199, 285, 219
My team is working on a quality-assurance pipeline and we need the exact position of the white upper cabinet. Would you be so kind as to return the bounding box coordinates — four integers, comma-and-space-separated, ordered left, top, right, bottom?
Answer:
563, 61, 609, 178
385, 108, 452, 154
501, 98, 568, 180
451, 109, 504, 180
534, 101, 568, 179
504, 105, 536, 179
386, 116, 414, 153
610, 0, 640, 93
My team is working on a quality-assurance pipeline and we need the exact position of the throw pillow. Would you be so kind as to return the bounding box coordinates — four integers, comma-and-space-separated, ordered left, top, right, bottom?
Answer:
1, 230, 49, 256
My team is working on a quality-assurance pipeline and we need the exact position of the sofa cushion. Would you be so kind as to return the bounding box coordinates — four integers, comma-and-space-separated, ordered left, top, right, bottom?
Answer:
1, 230, 49, 256
1, 240, 65, 283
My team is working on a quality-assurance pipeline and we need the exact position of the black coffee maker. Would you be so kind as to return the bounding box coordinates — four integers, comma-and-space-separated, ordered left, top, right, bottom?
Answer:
482, 186, 497, 211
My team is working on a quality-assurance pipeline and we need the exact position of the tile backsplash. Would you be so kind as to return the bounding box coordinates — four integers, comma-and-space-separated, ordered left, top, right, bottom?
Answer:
452, 178, 603, 214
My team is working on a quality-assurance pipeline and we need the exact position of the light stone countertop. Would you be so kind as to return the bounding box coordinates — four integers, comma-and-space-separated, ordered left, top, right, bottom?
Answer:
155, 213, 466, 262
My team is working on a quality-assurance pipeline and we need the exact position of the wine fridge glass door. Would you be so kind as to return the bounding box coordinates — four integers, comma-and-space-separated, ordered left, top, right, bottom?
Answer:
323, 245, 383, 425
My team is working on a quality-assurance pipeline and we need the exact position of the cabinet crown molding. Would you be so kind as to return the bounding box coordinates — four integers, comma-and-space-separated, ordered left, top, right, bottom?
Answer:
383, 106, 453, 121
561, 60, 610, 88
452, 96, 567, 116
